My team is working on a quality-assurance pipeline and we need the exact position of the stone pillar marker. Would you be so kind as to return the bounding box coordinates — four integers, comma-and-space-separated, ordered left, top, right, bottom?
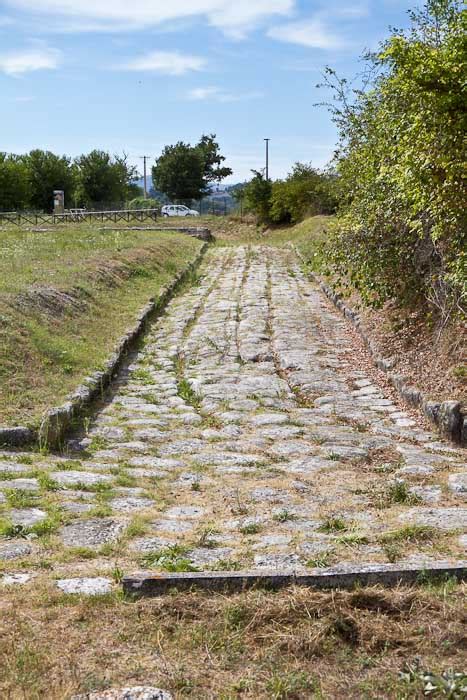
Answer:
53, 190, 64, 214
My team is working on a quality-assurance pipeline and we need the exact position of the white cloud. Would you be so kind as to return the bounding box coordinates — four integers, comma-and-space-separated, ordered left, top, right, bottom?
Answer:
333, 2, 370, 19
188, 86, 220, 100
268, 18, 348, 50
187, 86, 263, 102
6, 0, 295, 35
120, 51, 206, 76
0, 44, 61, 76
207, 0, 295, 39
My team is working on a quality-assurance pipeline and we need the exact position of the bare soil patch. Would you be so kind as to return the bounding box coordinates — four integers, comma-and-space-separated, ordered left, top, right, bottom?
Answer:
354, 302, 466, 403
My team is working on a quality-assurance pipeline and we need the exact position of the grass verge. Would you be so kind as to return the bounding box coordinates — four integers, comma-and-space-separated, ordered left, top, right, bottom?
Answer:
0, 225, 202, 426
0, 581, 465, 698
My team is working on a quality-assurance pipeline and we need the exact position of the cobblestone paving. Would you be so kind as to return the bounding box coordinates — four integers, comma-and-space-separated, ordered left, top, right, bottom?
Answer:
0, 246, 465, 593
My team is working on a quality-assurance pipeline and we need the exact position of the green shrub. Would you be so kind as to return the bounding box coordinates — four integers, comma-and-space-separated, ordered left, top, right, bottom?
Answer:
322, 0, 466, 315
270, 164, 338, 224
128, 196, 160, 210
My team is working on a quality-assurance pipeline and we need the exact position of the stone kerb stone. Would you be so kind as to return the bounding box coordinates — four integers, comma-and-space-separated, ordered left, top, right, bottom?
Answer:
293, 246, 466, 445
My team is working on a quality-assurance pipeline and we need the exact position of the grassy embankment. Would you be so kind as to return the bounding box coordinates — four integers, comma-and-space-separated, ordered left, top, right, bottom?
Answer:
0, 225, 202, 427
209, 213, 331, 253
0, 579, 465, 698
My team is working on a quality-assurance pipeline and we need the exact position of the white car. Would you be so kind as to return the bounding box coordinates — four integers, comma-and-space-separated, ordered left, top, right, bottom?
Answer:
161, 204, 199, 217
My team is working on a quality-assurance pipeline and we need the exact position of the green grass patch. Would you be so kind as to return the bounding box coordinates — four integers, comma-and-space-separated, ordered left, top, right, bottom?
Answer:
318, 516, 349, 533
4, 489, 39, 508
131, 368, 155, 384
386, 481, 422, 506
380, 525, 441, 544
239, 522, 262, 535
272, 509, 297, 523
306, 551, 335, 568
177, 378, 202, 409
34, 471, 60, 492
0, 225, 202, 425
336, 533, 369, 546
141, 545, 198, 573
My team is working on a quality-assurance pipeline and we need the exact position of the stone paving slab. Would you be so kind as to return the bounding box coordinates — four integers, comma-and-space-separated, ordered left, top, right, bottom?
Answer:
0, 246, 465, 593
56, 577, 113, 595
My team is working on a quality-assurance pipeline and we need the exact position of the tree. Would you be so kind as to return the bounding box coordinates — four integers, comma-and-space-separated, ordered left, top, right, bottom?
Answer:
152, 135, 232, 203
0, 154, 30, 211
243, 171, 272, 224
74, 150, 137, 206
197, 134, 233, 184
25, 149, 75, 212
126, 183, 144, 201
152, 142, 205, 204
230, 183, 246, 215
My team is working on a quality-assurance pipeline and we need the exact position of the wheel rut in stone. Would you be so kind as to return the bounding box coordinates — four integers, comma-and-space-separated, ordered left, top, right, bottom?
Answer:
0, 246, 465, 593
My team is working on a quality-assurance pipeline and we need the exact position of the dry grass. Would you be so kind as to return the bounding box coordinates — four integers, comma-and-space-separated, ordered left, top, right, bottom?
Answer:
0, 581, 465, 699
0, 226, 202, 426
202, 214, 332, 249
355, 302, 466, 403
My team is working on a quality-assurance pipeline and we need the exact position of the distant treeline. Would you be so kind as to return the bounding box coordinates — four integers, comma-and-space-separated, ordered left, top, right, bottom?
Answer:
0, 134, 234, 213
0, 150, 139, 212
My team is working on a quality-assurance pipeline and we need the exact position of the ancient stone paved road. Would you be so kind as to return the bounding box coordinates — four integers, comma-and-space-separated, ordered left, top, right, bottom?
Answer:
0, 246, 466, 593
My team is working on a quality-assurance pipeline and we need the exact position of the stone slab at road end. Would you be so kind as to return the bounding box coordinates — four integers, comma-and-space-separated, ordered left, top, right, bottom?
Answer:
123, 561, 467, 596
0, 246, 465, 592
71, 688, 173, 700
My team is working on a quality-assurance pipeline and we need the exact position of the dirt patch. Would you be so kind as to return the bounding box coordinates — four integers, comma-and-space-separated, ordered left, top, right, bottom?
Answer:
355, 302, 466, 404
13, 244, 172, 320
15, 285, 90, 318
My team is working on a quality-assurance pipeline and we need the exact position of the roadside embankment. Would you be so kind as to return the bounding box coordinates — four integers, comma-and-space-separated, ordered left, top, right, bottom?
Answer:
0, 225, 204, 438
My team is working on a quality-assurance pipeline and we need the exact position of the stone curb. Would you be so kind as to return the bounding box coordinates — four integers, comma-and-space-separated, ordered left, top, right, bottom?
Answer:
294, 247, 466, 445
123, 561, 467, 596
0, 241, 210, 450
97, 227, 214, 242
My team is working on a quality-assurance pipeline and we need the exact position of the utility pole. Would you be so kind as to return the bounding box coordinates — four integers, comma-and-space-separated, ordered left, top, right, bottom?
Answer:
264, 138, 270, 181
139, 156, 151, 199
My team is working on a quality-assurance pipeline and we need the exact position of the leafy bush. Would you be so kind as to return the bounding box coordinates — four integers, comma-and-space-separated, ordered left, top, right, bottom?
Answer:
270, 163, 338, 224
322, 0, 466, 316
128, 197, 160, 210
243, 165, 337, 225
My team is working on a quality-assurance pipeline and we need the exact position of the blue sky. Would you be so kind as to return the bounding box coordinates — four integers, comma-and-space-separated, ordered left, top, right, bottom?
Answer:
1, 0, 421, 183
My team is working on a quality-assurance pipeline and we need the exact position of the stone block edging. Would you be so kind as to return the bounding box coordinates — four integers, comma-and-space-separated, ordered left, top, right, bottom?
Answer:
123, 561, 467, 596
97, 227, 214, 242
0, 241, 209, 449
294, 247, 466, 445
